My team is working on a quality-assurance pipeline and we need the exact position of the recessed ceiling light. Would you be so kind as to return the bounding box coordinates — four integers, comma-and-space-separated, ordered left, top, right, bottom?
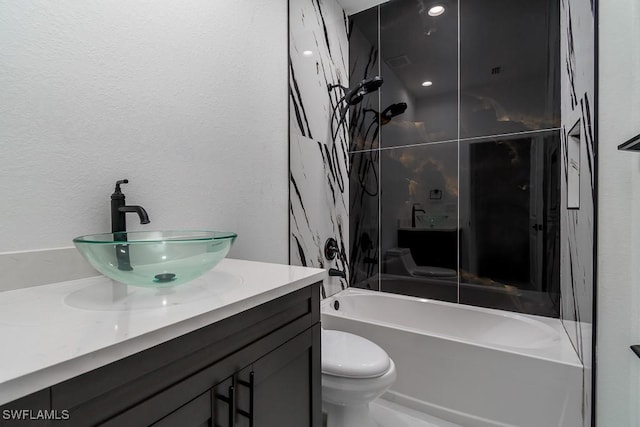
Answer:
428, 5, 445, 16
422, 81, 433, 87
303, 50, 313, 57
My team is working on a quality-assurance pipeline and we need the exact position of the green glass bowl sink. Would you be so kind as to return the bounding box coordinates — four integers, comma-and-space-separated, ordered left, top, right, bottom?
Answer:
73, 230, 237, 287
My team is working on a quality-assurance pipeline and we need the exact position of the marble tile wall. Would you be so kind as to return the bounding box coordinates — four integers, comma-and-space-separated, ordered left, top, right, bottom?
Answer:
560, 0, 596, 424
289, 0, 350, 297
289, 0, 594, 422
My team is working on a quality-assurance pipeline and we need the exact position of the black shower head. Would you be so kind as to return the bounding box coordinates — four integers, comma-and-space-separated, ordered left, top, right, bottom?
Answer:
345, 76, 384, 106
360, 76, 384, 93
381, 102, 408, 120
328, 76, 384, 141
346, 91, 365, 106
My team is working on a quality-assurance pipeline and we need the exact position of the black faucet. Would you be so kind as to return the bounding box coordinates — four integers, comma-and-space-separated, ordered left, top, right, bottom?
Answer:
111, 179, 150, 271
111, 179, 150, 233
411, 203, 425, 228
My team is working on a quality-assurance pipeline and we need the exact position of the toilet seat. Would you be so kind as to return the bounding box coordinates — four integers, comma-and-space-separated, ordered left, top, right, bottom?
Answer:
322, 329, 391, 378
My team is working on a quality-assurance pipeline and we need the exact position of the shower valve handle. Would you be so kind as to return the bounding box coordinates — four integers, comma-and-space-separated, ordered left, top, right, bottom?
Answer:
324, 238, 340, 261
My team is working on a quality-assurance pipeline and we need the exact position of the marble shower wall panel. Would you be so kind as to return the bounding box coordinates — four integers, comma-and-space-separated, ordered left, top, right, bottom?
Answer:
459, 0, 560, 140
560, 0, 595, 424
290, 0, 349, 141
560, 0, 595, 365
348, 9, 381, 288
349, 11, 381, 152
291, 134, 348, 296
349, 150, 380, 289
289, 0, 350, 296
459, 131, 562, 317
378, 142, 459, 302
379, 0, 459, 147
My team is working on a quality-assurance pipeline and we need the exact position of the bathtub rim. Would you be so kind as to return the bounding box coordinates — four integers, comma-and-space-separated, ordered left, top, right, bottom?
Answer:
321, 288, 582, 368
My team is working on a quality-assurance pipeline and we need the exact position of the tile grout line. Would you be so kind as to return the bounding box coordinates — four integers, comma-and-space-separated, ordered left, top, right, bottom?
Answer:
377, 4, 382, 293
457, 0, 461, 304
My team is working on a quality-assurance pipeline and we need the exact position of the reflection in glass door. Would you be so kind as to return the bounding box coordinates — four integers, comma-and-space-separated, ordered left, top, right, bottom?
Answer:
348, 0, 562, 318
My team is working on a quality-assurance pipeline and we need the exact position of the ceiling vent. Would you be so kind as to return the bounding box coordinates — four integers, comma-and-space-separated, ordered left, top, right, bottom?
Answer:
386, 55, 412, 68
491, 66, 502, 75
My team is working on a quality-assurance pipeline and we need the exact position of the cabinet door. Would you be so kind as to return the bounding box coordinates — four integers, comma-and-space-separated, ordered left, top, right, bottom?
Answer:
250, 324, 321, 427
152, 391, 212, 427
0, 390, 51, 427
151, 375, 236, 427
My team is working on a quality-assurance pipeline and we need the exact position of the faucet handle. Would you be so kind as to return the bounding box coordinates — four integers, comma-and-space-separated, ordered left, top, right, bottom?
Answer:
115, 179, 129, 189
112, 179, 129, 198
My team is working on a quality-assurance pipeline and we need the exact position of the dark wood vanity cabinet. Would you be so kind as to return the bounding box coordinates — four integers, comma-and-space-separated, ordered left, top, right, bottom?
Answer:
1, 283, 321, 427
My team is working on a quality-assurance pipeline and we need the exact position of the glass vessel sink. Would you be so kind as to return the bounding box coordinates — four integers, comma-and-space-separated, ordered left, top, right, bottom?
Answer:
73, 230, 237, 287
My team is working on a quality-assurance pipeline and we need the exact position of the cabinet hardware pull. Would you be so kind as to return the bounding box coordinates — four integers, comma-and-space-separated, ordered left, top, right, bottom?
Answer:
236, 371, 255, 427
228, 385, 236, 427
236, 371, 255, 423
249, 371, 255, 426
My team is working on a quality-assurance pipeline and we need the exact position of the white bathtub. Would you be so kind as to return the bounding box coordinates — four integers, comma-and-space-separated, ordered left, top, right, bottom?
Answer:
321, 288, 583, 427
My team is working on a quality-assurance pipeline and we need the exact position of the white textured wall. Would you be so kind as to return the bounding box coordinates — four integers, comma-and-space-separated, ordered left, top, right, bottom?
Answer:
597, 0, 640, 424
0, 1, 288, 263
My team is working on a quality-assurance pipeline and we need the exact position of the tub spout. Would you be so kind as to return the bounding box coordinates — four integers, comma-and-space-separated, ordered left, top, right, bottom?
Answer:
329, 268, 346, 279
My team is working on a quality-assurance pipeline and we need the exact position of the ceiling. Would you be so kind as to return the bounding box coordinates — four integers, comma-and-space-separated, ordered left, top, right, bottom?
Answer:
338, 0, 391, 15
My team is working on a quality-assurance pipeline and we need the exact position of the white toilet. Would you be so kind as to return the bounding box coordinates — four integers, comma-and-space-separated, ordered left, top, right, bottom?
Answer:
321, 329, 397, 427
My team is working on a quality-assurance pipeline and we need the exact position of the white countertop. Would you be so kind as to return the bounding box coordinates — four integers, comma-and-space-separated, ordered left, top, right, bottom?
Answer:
0, 258, 325, 406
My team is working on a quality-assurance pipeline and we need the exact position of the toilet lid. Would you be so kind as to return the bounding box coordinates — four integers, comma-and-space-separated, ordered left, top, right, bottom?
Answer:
321, 329, 391, 378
